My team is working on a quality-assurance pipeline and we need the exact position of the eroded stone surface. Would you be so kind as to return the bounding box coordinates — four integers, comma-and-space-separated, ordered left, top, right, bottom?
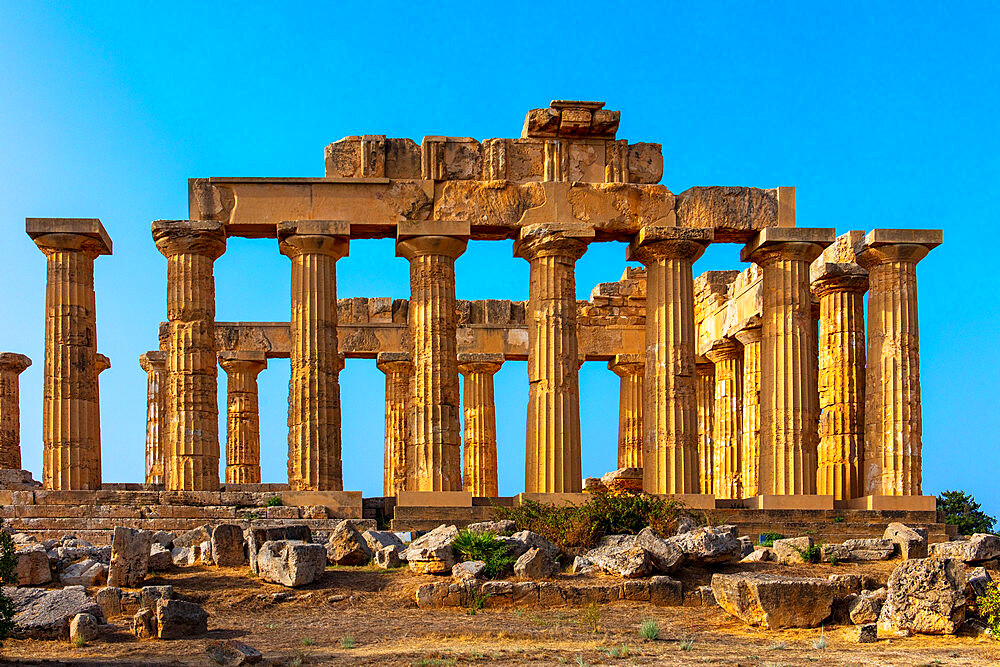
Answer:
878, 557, 967, 635
256, 541, 326, 587
711, 572, 834, 629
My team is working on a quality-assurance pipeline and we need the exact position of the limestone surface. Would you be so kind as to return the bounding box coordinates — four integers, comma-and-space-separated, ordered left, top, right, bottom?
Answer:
883, 523, 928, 559
929, 534, 1000, 564
108, 526, 152, 588
156, 598, 209, 639
256, 541, 326, 588
16, 546, 52, 586
9, 585, 105, 639
711, 572, 834, 629
69, 612, 100, 643
877, 557, 966, 635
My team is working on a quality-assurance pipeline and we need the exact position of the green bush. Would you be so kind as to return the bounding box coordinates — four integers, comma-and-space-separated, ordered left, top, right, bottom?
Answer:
758, 532, 784, 547
265, 496, 283, 508
0, 525, 19, 643
793, 542, 823, 564
496, 491, 687, 552
937, 491, 996, 535
977, 581, 1000, 641
451, 529, 515, 579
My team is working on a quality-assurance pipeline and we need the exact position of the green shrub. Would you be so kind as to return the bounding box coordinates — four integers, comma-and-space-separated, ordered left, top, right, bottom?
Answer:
579, 603, 601, 633
758, 532, 784, 547
793, 542, 823, 564
0, 525, 18, 644
977, 581, 1000, 641
451, 529, 514, 579
638, 618, 660, 640
938, 491, 996, 535
265, 496, 283, 508
496, 491, 687, 551
340, 635, 355, 649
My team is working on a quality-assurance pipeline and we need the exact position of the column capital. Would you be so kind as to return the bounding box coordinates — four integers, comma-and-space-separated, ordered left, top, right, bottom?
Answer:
0, 353, 31, 374
458, 353, 504, 375
733, 325, 762, 347
513, 223, 593, 262
376, 352, 412, 374
96, 354, 111, 374
27, 218, 112, 257
741, 227, 834, 265
811, 263, 869, 296
705, 338, 742, 363
152, 220, 226, 259
854, 229, 942, 270
139, 351, 167, 373
278, 220, 351, 259
626, 226, 712, 264
218, 350, 267, 375
608, 353, 644, 377
396, 220, 469, 260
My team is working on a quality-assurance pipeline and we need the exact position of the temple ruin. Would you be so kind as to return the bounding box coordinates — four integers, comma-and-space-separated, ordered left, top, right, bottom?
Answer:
1, 101, 944, 541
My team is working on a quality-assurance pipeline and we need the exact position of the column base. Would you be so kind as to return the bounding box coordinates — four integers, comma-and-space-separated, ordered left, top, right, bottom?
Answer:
750, 494, 835, 510
517, 492, 589, 507
397, 491, 473, 507
279, 490, 363, 516
844, 495, 937, 511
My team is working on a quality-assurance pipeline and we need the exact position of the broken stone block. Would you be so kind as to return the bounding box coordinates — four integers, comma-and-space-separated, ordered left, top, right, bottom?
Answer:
402, 525, 458, 574
150, 531, 175, 550
108, 526, 152, 588
741, 548, 772, 563
772, 537, 813, 565
929, 534, 1000, 565
648, 576, 683, 606
131, 607, 156, 639
69, 612, 99, 644
16, 545, 52, 586
452, 560, 486, 581
256, 541, 326, 587
571, 556, 594, 574
857, 623, 877, 643
95, 586, 122, 619
170, 546, 192, 567
738, 536, 754, 559
140, 585, 174, 611
156, 599, 208, 639
505, 530, 560, 561
635, 527, 683, 573
60, 559, 106, 587
849, 587, 887, 625
199, 540, 213, 565
148, 543, 172, 571
600, 467, 643, 492
374, 545, 404, 569
514, 548, 556, 579
325, 521, 373, 566
878, 557, 967, 635
667, 525, 741, 565
361, 529, 405, 553
586, 539, 653, 579
172, 525, 214, 549
206, 639, 263, 665
465, 520, 516, 535
211, 524, 246, 567
821, 543, 850, 563
9, 585, 105, 639
883, 522, 928, 559
842, 538, 896, 561
711, 572, 834, 629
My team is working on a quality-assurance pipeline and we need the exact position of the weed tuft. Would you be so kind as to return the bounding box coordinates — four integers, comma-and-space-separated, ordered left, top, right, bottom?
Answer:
679, 639, 694, 651
639, 617, 660, 640
579, 603, 601, 633
340, 635, 355, 649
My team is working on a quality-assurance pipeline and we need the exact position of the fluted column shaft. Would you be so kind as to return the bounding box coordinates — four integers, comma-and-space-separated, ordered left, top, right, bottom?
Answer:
515, 229, 589, 493
139, 351, 167, 485
813, 272, 868, 500
856, 242, 932, 496
735, 327, 761, 498
279, 222, 349, 491
31, 232, 109, 490
747, 241, 826, 495
459, 355, 503, 496
219, 353, 266, 484
707, 341, 743, 499
695, 361, 714, 494
629, 229, 711, 494
377, 353, 412, 496
0, 354, 32, 470
397, 236, 467, 491
153, 220, 226, 491
92, 354, 110, 487
609, 354, 644, 469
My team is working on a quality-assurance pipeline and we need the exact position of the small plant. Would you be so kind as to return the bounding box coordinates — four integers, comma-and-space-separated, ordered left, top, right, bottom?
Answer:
768, 642, 788, 650
0, 524, 18, 644
300, 638, 315, 646
938, 490, 997, 535
639, 617, 660, 640
812, 626, 827, 649
340, 635, 355, 649
793, 542, 823, 564
71, 634, 87, 648
679, 639, 694, 651
265, 496, 283, 507
977, 581, 1000, 640
758, 532, 784, 547
465, 590, 490, 615
602, 643, 630, 658
833, 515, 844, 523
579, 603, 601, 633
451, 529, 515, 579
573, 656, 589, 667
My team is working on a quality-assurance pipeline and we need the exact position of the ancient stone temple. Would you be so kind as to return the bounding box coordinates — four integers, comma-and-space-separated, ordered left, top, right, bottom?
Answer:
1, 101, 944, 542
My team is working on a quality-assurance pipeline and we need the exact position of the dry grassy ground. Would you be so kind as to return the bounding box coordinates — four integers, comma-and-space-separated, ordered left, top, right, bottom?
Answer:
1, 561, 997, 666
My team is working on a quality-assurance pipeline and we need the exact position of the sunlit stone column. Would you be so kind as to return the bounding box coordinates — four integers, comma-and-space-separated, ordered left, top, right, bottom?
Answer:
609, 354, 644, 469
218, 351, 266, 484
695, 360, 714, 494
0, 353, 32, 470
706, 340, 743, 499
279, 220, 350, 491
396, 222, 469, 492
743, 228, 833, 495
514, 223, 593, 493
855, 229, 941, 496
92, 354, 110, 487
28, 218, 112, 490
153, 219, 226, 491
628, 227, 712, 494
812, 262, 868, 500
458, 353, 503, 497
377, 352, 412, 496
139, 351, 166, 485
734, 326, 761, 498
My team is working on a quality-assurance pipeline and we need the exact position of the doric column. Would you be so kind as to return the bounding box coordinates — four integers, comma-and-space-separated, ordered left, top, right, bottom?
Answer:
139, 351, 167, 485
279, 220, 350, 491
695, 360, 714, 494
92, 354, 110, 487
628, 227, 712, 494
0, 353, 32, 470
608, 354, 644, 469
855, 229, 941, 496
27, 218, 112, 490
376, 352, 412, 496
734, 326, 761, 498
811, 262, 868, 500
706, 340, 743, 499
219, 351, 267, 484
514, 223, 593, 493
396, 221, 469, 492
742, 228, 834, 495
152, 219, 226, 491
458, 353, 503, 497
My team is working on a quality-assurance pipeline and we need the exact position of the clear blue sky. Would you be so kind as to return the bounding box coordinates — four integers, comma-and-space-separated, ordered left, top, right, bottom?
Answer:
1, 2, 997, 518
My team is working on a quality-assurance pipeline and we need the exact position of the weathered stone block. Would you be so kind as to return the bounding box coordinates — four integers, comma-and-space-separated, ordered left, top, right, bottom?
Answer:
256, 541, 326, 588
156, 599, 208, 639
711, 572, 834, 629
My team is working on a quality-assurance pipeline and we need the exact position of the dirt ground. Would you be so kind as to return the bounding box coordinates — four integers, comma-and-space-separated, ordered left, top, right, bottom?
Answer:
2, 561, 998, 666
